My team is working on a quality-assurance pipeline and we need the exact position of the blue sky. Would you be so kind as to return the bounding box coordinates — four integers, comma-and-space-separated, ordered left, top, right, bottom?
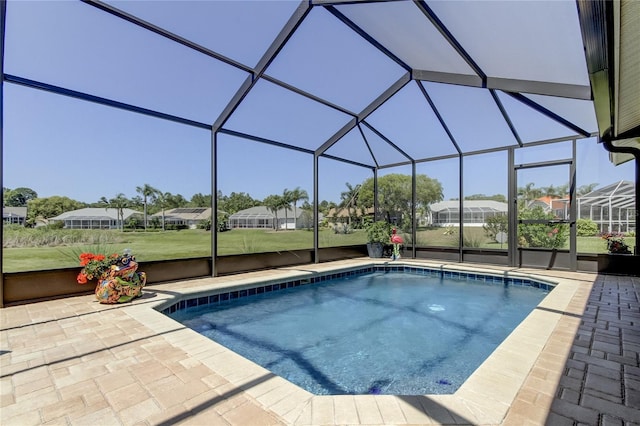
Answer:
2, 1, 635, 205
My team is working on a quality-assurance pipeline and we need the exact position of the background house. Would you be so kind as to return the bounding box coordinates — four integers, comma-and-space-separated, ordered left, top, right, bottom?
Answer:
151, 207, 211, 229
2, 207, 27, 226
530, 181, 636, 234
324, 207, 374, 223
49, 208, 142, 229
427, 200, 508, 227
229, 206, 318, 230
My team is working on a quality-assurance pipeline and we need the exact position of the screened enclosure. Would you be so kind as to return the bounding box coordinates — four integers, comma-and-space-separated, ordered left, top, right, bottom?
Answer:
429, 201, 508, 227
577, 181, 636, 233
1, 0, 638, 276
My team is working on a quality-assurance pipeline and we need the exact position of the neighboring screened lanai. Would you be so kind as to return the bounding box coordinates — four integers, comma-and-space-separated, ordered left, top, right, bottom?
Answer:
578, 181, 637, 234
429, 201, 508, 227
1, 0, 639, 273
229, 207, 277, 230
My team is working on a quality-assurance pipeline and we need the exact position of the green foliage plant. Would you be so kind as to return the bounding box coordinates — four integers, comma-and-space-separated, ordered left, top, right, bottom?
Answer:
518, 206, 568, 249
463, 233, 485, 248
601, 232, 631, 254
26, 196, 86, 227
358, 173, 443, 224
483, 214, 508, 241
576, 219, 599, 237
333, 223, 353, 234
366, 220, 392, 244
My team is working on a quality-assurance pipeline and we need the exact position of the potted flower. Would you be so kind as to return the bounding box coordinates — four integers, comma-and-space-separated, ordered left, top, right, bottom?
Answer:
365, 220, 391, 258
602, 232, 632, 254
77, 249, 146, 304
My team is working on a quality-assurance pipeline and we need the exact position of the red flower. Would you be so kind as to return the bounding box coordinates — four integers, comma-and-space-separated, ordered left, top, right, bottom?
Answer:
77, 272, 88, 284
79, 252, 95, 266
77, 252, 120, 284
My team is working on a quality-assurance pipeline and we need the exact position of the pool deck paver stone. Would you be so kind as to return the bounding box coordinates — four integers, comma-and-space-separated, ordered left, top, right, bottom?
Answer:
1, 259, 639, 425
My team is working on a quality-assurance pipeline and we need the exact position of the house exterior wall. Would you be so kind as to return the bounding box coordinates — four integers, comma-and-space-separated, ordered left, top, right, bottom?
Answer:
3, 215, 26, 226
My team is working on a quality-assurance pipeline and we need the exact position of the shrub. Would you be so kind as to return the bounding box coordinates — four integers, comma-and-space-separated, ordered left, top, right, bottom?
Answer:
518, 206, 568, 249
442, 225, 457, 236
2, 227, 121, 248
483, 214, 508, 241
600, 232, 631, 254
366, 220, 391, 243
44, 221, 65, 230
576, 219, 598, 237
463, 233, 485, 248
198, 218, 212, 231
333, 223, 353, 234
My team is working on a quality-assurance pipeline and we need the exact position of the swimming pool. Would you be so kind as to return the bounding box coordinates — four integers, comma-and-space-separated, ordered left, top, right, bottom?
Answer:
164, 265, 553, 396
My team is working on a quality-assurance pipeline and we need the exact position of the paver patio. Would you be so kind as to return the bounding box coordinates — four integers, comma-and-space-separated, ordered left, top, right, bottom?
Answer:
1, 259, 638, 425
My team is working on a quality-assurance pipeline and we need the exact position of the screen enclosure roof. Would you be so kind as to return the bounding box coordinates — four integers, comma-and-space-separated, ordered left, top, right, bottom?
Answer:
2, 0, 604, 170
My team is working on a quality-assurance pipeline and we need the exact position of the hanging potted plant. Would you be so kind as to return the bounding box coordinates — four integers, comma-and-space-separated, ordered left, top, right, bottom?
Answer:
365, 220, 391, 258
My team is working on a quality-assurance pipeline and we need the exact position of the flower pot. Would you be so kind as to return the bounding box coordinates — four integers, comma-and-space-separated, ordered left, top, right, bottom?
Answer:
95, 273, 146, 304
93, 261, 146, 304
366, 242, 384, 258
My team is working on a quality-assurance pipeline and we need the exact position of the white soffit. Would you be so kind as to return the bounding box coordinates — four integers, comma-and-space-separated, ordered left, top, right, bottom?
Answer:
616, 0, 640, 136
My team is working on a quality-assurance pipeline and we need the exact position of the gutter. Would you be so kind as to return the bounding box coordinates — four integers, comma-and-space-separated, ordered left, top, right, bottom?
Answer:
601, 138, 640, 254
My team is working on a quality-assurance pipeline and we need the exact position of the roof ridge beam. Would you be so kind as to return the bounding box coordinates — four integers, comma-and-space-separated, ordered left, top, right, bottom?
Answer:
213, 1, 311, 131
488, 77, 592, 100
414, 0, 487, 86
357, 123, 380, 168
217, 128, 314, 155
218, 128, 372, 169
260, 74, 357, 117
412, 70, 482, 88
416, 81, 462, 154
490, 89, 523, 147
82, 0, 252, 74
315, 72, 411, 156
360, 120, 413, 161
506, 92, 592, 137
312, 0, 406, 5
4, 74, 212, 130
413, 70, 592, 100
324, 5, 412, 73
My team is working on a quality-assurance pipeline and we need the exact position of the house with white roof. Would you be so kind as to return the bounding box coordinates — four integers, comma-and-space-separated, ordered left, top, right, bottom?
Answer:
49, 208, 142, 229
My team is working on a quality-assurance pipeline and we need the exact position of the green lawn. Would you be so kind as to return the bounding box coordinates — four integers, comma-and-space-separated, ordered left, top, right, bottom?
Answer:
2, 226, 631, 273
411, 227, 629, 253
2, 228, 367, 272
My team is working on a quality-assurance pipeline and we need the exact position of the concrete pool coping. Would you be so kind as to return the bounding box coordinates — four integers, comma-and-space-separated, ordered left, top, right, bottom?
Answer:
0, 259, 599, 425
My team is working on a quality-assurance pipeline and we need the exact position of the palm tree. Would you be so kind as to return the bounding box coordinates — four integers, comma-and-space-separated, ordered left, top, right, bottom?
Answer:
100, 193, 128, 230
577, 183, 599, 197
263, 194, 289, 231
281, 189, 296, 230
517, 182, 543, 206
136, 184, 157, 231
541, 184, 563, 198
287, 186, 309, 230
339, 182, 360, 226
151, 190, 167, 231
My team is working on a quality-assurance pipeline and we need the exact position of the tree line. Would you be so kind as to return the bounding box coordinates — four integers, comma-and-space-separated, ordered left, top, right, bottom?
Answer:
4, 178, 600, 231
3, 185, 318, 229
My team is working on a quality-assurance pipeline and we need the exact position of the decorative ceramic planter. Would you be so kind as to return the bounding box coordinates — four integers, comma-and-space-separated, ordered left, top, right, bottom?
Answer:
94, 260, 146, 304
94, 275, 145, 304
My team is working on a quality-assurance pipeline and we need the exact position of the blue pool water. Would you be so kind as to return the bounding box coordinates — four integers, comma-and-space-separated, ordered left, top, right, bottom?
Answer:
168, 270, 549, 395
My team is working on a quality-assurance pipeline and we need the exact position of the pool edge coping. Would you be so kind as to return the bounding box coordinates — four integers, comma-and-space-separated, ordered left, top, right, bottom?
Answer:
126, 259, 582, 425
